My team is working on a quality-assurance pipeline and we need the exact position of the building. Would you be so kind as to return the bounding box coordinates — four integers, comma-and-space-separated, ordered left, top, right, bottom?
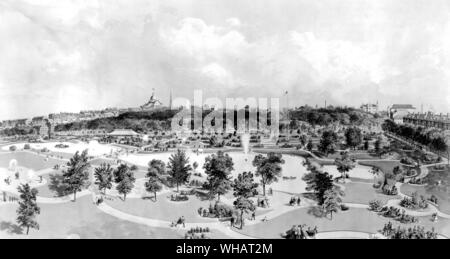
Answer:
360, 103, 379, 114
108, 129, 140, 137
403, 112, 450, 130
389, 104, 416, 124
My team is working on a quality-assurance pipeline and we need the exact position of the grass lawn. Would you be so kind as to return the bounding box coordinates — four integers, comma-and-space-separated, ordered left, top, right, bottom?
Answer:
0, 152, 63, 171
0, 196, 183, 239
401, 181, 450, 215
105, 193, 219, 224
358, 160, 400, 175
35, 171, 74, 198
234, 207, 450, 239
342, 182, 401, 205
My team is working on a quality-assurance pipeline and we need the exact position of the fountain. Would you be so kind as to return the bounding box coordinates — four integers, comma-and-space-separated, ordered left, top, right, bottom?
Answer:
8, 159, 18, 171
241, 133, 251, 155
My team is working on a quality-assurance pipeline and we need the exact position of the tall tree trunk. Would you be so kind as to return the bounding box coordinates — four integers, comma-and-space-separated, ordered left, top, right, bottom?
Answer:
176, 183, 179, 192
73, 190, 77, 201
330, 211, 333, 220
240, 210, 244, 229
124, 193, 127, 201
217, 193, 220, 202
154, 191, 157, 201
262, 183, 266, 196
26, 226, 29, 235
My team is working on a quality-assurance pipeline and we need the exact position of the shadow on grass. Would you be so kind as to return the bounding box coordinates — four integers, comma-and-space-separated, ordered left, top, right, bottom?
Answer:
307, 206, 327, 219
0, 221, 23, 235
48, 173, 70, 197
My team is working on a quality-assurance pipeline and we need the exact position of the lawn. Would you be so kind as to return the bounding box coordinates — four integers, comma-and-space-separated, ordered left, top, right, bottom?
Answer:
0, 196, 183, 239
342, 182, 401, 205
358, 160, 401, 175
235, 207, 450, 239
105, 193, 220, 224
0, 152, 63, 171
401, 180, 450, 215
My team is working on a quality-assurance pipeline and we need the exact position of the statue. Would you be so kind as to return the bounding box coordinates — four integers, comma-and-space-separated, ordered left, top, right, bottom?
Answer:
140, 88, 162, 109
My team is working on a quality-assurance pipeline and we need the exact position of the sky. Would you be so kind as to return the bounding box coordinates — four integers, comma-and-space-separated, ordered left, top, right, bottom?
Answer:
0, 0, 449, 120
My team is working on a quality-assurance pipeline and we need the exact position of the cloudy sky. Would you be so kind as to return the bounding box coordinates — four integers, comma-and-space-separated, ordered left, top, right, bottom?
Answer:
0, 0, 449, 120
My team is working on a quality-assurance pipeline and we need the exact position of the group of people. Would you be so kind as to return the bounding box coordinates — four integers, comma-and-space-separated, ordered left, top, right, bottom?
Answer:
284, 225, 318, 239
289, 196, 301, 206
257, 197, 270, 208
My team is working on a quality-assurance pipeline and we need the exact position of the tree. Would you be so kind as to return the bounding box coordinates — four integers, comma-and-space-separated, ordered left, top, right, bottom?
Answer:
345, 127, 362, 149
62, 150, 90, 201
167, 149, 192, 192
233, 197, 256, 229
334, 152, 356, 179
364, 140, 369, 150
252, 152, 284, 196
145, 159, 165, 201
302, 159, 334, 204
322, 187, 344, 220
233, 171, 259, 198
306, 139, 313, 151
299, 135, 308, 147
114, 164, 136, 201
374, 137, 382, 157
203, 151, 234, 201
94, 163, 113, 194
16, 184, 40, 235
318, 130, 338, 156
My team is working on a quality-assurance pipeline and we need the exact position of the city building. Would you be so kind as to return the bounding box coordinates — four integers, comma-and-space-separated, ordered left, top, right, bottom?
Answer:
403, 112, 450, 130
388, 104, 416, 124
360, 103, 379, 114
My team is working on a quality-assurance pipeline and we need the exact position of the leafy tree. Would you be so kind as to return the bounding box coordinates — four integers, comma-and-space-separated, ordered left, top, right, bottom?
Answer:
299, 135, 308, 147
374, 137, 382, 157
145, 159, 165, 201
233, 197, 256, 229
16, 184, 40, 235
231, 172, 259, 229
322, 187, 344, 220
306, 139, 313, 151
302, 159, 334, 204
334, 152, 356, 179
203, 151, 234, 201
318, 130, 338, 156
167, 149, 192, 192
94, 163, 113, 194
345, 127, 362, 149
252, 152, 284, 196
148, 159, 166, 175
364, 140, 369, 150
233, 172, 259, 198
114, 164, 136, 201
62, 150, 90, 201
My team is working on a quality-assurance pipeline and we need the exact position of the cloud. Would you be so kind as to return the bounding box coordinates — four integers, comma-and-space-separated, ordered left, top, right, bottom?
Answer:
0, 0, 449, 120
226, 17, 241, 27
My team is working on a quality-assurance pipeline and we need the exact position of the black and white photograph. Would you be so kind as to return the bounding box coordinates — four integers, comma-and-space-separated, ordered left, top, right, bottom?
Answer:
0, 0, 449, 242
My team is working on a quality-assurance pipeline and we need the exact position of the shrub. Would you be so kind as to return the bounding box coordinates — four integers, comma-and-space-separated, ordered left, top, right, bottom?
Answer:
23, 144, 30, 150
399, 192, 428, 210
9, 145, 17, 151
369, 200, 383, 212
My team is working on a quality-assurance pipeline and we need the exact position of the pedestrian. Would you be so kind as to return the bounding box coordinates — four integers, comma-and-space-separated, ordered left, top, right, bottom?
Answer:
181, 216, 185, 228
230, 217, 235, 227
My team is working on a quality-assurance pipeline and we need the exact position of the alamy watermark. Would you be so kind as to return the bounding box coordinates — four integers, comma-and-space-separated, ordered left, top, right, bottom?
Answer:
170, 90, 282, 136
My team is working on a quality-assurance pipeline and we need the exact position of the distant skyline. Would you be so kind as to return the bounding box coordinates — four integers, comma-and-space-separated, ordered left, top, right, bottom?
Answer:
0, 0, 449, 120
